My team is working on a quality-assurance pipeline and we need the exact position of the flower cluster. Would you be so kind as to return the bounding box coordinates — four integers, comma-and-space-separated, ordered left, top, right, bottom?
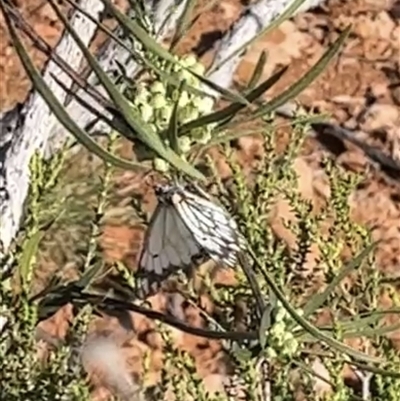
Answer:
264, 303, 301, 360
129, 54, 215, 172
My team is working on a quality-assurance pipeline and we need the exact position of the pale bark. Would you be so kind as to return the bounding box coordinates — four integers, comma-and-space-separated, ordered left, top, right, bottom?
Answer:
0, 0, 326, 382
0, 0, 326, 254
205, 0, 325, 96
0, 0, 189, 255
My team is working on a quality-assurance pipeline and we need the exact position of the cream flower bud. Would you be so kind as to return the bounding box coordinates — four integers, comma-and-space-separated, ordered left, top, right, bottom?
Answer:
135, 84, 150, 105
270, 321, 286, 337
275, 307, 288, 323
178, 107, 199, 124
178, 68, 194, 84
178, 135, 192, 153
140, 103, 153, 122
285, 338, 299, 356
159, 105, 173, 122
178, 91, 190, 108
150, 81, 166, 95
190, 62, 205, 76
182, 54, 197, 68
192, 96, 214, 114
150, 93, 167, 109
194, 129, 211, 145
266, 347, 277, 359
153, 158, 169, 173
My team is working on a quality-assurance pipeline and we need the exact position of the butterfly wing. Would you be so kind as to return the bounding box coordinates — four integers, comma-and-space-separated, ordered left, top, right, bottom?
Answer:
136, 203, 203, 297
172, 190, 245, 267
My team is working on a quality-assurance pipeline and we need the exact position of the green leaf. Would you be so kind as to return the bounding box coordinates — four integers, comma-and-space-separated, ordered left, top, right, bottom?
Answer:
47, 0, 205, 181
208, 0, 309, 74
347, 360, 400, 379
259, 306, 272, 349
126, 0, 149, 31
302, 242, 377, 318
101, 0, 176, 63
247, 50, 268, 90
18, 230, 42, 290
75, 261, 105, 290
298, 308, 400, 344
65, 0, 208, 104
180, 66, 288, 135
166, 85, 184, 155
0, 3, 148, 173
293, 360, 335, 389
248, 245, 383, 364
169, 0, 198, 51
100, 0, 249, 106
250, 26, 351, 121
190, 70, 251, 106
65, 0, 144, 64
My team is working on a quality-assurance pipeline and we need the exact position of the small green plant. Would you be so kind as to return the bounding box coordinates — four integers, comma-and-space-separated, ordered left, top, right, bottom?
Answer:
0, 151, 91, 401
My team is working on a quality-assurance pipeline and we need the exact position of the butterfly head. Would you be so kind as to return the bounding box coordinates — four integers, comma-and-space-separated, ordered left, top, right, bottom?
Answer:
154, 183, 186, 204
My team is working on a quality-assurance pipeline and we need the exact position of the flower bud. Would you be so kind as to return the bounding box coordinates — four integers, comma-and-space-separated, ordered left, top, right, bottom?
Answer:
150, 93, 167, 109
159, 105, 173, 122
192, 96, 214, 114
194, 129, 211, 145
190, 62, 205, 76
153, 158, 169, 173
178, 135, 192, 153
178, 91, 190, 108
140, 103, 153, 122
150, 81, 166, 95
182, 54, 197, 68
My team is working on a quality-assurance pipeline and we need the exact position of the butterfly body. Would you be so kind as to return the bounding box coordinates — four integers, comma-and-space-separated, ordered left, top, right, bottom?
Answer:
136, 182, 245, 296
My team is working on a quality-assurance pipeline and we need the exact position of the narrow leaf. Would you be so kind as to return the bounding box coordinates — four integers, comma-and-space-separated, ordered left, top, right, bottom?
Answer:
247, 51, 267, 90
208, 0, 309, 74
348, 360, 400, 379
0, 4, 148, 173
75, 261, 105, 289
48, 0, 205, 181
101, 0, 249, 105
169, 0, 197, 50
303, 242, 377, 318
259, 306, 272, 349
64, 1, 212, 102
251, 26, 351, 121
180, 66, 288, 135
248, 246, 383, 364
166, 86, 183, 155
190, 70, 250, 106
100, 0, 179, 64
4, 0, 118, 113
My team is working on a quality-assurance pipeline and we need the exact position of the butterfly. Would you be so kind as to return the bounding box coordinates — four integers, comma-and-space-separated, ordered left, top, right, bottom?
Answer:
136, 182, 246, 297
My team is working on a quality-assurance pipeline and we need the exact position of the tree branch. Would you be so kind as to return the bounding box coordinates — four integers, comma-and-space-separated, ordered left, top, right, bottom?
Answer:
0, 0, 103, 254
0, 0, 187, 255
205, 0, 325, 95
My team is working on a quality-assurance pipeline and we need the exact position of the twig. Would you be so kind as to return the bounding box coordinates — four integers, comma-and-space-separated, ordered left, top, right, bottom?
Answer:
37, 290, 259, 341
0, 0, 103, 254
0, 0, 188, 256
275, 102, 400, 183
354, 369, 374, 401
204, 0, 326, 96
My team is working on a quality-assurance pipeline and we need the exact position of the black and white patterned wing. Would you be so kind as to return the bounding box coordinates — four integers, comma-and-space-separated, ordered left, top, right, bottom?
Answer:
136, 203, 203, 297
172, 190, 246, 267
